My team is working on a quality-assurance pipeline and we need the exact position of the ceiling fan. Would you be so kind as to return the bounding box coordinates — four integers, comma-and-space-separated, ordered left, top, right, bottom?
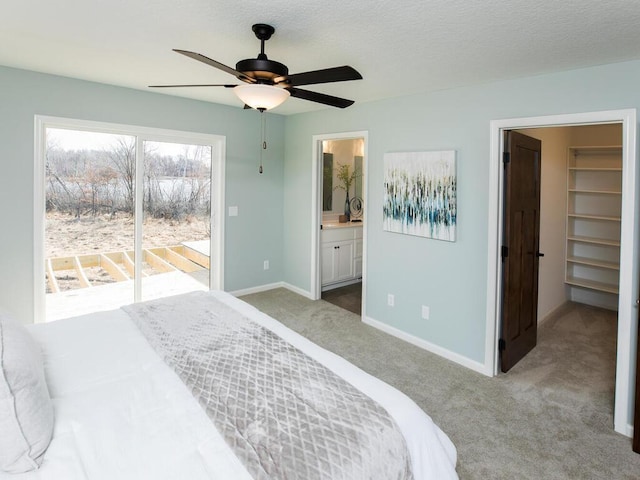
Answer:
149, 23, 363, 110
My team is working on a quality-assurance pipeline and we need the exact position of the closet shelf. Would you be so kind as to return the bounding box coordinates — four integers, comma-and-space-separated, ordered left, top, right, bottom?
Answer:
566, 256, 619, 270
567, 235, 620, 247
565, 277, 619, 294
565, 145, 622, 297
568, 167, 622, 172
568, 145, 622, 154
568, 189, 622, 195
567, 213, 621, 221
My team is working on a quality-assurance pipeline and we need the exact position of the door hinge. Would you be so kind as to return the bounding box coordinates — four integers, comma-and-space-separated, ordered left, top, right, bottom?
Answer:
501, 245, 509, 259
498, 338, 506, 351
503, 152, 510, 164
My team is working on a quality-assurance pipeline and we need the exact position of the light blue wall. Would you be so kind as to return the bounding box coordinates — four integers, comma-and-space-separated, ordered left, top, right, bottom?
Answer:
2, 59, 639, 364
0, 66, 285, 323
283, 59, 640, 365
1, 58, 638, 423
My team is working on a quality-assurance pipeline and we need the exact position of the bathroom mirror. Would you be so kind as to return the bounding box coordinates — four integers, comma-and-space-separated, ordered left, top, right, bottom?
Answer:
322, 139, 364, 215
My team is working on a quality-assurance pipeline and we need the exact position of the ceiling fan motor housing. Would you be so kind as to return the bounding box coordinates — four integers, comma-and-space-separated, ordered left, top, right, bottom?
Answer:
235, 58, 289, 82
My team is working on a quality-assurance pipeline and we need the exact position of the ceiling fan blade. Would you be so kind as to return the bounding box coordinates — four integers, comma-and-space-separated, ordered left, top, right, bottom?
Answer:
287, 87, 354, 108
148, 84, 237, 88
279, 66, 362, 87
173, 49, 256, 83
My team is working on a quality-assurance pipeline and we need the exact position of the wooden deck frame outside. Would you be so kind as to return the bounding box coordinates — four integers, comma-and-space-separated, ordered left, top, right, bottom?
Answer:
46, 244, 209, 293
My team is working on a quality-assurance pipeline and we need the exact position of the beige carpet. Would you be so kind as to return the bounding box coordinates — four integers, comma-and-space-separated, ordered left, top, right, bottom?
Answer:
240, 288, 640, 479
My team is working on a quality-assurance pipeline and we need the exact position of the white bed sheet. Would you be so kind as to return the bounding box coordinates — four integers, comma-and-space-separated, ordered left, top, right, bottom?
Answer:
1, 291, 457, 479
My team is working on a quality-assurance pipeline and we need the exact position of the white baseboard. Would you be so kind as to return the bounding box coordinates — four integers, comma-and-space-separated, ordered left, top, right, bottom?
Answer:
281, 282, 314, 299
229, 282, 314, 300
229, 282, 285, 297
232, 284, 490, 376
363, 315, 491, 376
538, 301, 572, 325
613, 421, 633, 438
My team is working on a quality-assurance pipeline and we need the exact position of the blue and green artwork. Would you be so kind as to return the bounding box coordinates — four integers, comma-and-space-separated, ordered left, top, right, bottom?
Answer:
383, 150, 457, 241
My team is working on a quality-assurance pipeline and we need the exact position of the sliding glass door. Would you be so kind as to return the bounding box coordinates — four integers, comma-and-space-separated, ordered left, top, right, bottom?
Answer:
38, 118, 224, 322
141, 141, 213, 300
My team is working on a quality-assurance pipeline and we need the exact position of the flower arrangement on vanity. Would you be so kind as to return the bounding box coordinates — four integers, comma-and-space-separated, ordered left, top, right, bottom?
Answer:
333, 164, 360, 222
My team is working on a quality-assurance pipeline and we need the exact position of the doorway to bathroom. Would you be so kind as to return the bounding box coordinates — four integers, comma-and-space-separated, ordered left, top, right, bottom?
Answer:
311, 131, 368, 318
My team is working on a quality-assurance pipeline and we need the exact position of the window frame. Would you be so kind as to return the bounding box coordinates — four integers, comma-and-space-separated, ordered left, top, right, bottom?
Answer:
34, 115, 225, 322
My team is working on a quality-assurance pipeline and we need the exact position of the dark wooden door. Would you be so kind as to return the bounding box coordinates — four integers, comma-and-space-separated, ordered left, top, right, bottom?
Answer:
500, 131, 542, 372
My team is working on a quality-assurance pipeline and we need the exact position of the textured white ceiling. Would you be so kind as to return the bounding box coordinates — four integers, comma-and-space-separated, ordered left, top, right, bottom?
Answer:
2, 0, 640, 115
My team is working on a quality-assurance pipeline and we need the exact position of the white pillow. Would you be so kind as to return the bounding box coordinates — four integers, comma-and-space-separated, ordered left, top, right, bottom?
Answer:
0, 312, 54, 473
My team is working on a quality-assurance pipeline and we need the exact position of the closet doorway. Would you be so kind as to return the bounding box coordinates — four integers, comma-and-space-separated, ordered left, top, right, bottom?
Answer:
487, 109, 637, 437
311, 131, 368, 318
501, 125, 623, 371
34, 116, 225, 322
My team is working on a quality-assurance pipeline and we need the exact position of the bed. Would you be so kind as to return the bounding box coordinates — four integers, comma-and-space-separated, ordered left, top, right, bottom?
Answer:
0, 290, 457, 479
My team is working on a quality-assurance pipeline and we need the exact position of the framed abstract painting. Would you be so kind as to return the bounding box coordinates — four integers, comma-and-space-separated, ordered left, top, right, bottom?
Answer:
383, 150, 457, 241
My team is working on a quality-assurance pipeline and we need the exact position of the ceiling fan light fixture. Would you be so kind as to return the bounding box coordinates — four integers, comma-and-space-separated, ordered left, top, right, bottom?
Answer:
154, 25, 361, 109
234, 84, 290, 110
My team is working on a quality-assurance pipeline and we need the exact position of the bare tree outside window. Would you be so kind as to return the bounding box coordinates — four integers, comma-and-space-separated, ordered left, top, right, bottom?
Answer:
45, 129, 212, 262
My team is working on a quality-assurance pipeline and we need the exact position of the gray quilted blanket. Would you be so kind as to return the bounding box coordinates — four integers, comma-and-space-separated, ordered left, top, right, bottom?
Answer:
123, 291, 413, 480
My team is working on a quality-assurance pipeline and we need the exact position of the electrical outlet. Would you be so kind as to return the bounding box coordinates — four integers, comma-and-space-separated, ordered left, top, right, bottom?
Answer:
263, 260, 269, 270
387, 294, 395, 307
421, 305, 430, 320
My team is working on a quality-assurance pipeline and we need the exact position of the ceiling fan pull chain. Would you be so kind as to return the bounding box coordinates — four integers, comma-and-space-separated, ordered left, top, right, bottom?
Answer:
259, 109, 266, 174
262, 111, 267, 150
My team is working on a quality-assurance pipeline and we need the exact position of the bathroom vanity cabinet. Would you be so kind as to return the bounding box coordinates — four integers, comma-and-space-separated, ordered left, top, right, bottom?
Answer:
321, 224, 363, 288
